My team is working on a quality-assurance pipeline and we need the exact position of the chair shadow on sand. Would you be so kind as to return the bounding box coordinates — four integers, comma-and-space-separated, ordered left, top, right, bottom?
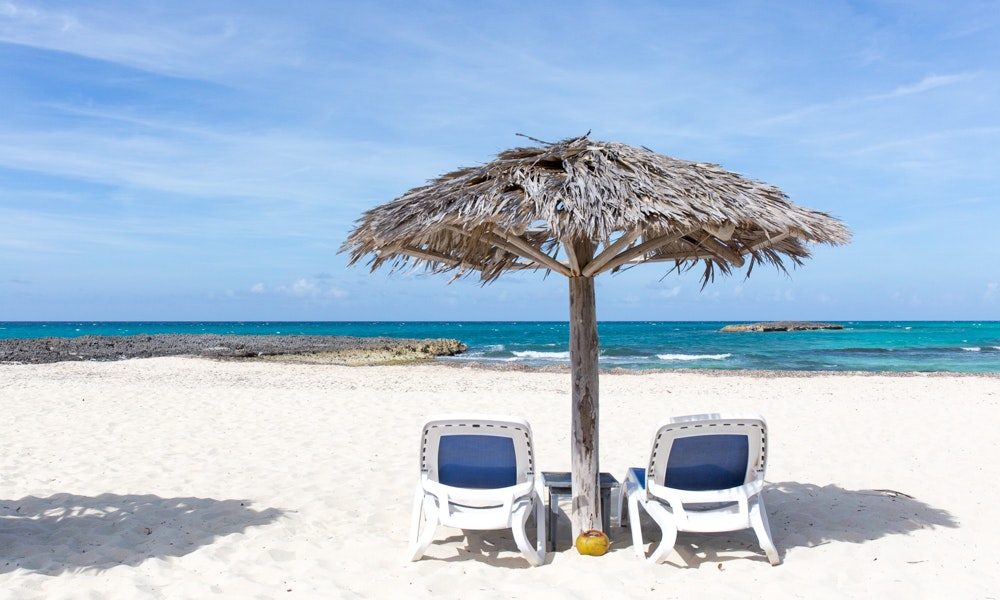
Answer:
407, 482, 957, 567
0, 492, 284, 575
619, 481, 958, 567
429, 531, 547, 569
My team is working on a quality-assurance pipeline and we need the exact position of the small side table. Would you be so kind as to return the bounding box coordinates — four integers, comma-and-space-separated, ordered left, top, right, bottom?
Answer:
541, 471, 620, 551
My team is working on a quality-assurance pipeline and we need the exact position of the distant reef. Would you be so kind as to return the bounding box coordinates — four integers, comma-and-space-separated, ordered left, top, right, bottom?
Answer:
0, 334, 466, 365
719, 321, 844, 333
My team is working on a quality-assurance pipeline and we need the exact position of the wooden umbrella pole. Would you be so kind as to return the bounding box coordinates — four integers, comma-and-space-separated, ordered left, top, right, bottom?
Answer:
569, 274, 601, 538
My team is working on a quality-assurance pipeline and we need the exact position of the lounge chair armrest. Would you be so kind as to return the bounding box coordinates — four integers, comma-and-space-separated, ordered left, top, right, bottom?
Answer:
651, 483, 760, 504
533, 477, 546, 502
423, 478, 534, 505
647, 481, 761, 522
744, 478, 765, 496
663, 490, 689, 522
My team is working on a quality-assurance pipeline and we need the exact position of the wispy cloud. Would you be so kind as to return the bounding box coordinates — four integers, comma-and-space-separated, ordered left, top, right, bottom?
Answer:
0, 1, 296, 80
757, 73, 977, 128
881, 74, 976, 98
2, 1, 998, 320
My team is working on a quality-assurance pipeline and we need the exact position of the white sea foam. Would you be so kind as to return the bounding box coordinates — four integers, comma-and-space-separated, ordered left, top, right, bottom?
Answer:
441, 354, 519, 363
962, 347, 981, 352
656, 353, 732, 361
512, 350, 571, 360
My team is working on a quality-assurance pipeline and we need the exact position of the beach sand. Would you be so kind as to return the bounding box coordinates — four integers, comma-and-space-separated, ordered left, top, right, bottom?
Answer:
2, 357, 998, 598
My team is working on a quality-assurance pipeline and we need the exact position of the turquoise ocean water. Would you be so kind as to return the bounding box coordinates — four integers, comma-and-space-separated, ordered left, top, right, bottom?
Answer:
1, 321, 998, 373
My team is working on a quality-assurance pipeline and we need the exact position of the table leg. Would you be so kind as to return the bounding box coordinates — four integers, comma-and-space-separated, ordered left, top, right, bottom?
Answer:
601, 488, 611, 532
547, 490, 557, 551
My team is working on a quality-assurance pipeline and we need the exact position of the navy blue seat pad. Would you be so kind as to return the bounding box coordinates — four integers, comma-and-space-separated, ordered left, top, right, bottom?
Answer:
438, 434, 518, 489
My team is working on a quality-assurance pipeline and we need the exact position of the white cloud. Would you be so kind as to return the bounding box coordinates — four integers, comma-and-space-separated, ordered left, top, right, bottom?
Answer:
289, 278, 318, 297
756, 72, 975, 128
3, 2, 998, 321
0, 2, 295, 80
881, 74, 975, 99
250, 278, 348, 300
815, 293, 835, 305
658, 286, 682, 299
986, 282, 998, 303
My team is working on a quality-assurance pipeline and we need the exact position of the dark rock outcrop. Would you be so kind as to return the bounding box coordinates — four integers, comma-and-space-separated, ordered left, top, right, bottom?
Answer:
719, 321, 843, 333
0, 334, 466, 365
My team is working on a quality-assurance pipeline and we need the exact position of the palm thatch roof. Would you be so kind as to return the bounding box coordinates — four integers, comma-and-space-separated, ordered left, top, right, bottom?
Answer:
342, 134, 850, 284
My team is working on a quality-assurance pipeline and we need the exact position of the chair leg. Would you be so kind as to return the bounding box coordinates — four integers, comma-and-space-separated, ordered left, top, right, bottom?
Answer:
616, 485, 628, 527
534, 492, 547, 563
511, 501, 544, 566
408, 485, 425, 560
750, 498, 781, 566
619, 468, 643, 528
626, 490, 646, 559
647, 525, 678, 564
641, 502, 679, 564
408, 494, 440, 562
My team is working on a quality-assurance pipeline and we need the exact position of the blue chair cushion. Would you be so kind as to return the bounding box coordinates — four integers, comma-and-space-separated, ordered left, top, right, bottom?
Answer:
438, 434, 517, 489
664, 434, 749, 491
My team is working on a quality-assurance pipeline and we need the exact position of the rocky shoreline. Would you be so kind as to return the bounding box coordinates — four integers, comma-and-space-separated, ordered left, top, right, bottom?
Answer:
0, 334, 467, 365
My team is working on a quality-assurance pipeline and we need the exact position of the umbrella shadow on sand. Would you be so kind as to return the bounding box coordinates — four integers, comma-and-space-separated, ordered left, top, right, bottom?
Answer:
617, 481, 957, 567
0, 493, 284, 575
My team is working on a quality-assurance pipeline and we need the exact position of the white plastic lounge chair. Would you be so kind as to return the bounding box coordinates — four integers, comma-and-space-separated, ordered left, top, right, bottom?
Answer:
622, 413, 780, 565
409, 414, 546, 566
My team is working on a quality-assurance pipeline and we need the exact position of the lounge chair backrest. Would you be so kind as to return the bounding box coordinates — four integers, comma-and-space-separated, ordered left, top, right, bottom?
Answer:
646, 413, 767, 493
420, 415, 535, 489
623, 412, 780, 565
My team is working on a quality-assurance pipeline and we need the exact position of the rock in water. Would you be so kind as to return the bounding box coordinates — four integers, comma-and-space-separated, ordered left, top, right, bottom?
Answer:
719, 321, 843, 332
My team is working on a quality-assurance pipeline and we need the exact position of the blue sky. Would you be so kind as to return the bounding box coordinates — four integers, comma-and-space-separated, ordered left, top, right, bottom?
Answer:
1, 1, 998, 322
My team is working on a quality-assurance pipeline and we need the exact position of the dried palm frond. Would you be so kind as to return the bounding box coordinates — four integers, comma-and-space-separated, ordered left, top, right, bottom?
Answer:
342, 134, 850, 285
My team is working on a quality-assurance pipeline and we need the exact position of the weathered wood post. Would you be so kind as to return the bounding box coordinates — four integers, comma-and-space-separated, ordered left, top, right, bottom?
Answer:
569, 273, 601, 539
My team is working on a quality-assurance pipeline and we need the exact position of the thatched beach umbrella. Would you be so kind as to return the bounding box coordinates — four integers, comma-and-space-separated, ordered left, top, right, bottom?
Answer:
342, 134, 850, 538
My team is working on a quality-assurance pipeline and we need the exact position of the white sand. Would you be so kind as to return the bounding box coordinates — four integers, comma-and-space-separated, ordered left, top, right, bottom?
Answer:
2, 357, 998, 598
